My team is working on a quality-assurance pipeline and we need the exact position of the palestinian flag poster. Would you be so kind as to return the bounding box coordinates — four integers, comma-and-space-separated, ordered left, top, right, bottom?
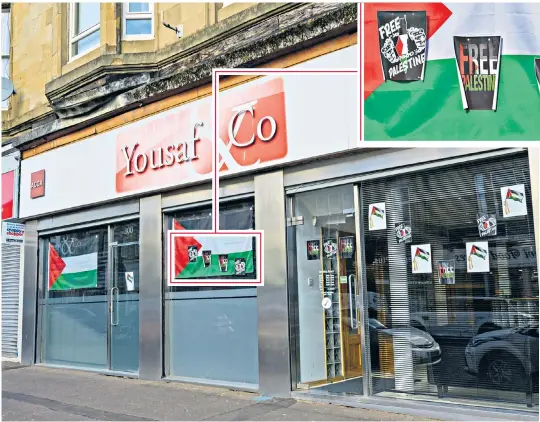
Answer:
368, 202, 387, 231
48, 244, 98, 291
377, 11, 427, 81
364, 3, 540, 141
438, 260, 455, 285
411, 244, 432, 274
454, 36, 501, 111
477, 213, 497, 237
172, 234, 254, 280
501, 184, 527, 218
466, 241, 490, 273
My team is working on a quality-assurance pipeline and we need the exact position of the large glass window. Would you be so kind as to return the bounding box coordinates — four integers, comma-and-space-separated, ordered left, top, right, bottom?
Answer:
164, 201, 259, 386
123, 3, 153, 39
362, 152, 538, 408
41, 226, 109, 369
70, 3, 100, 58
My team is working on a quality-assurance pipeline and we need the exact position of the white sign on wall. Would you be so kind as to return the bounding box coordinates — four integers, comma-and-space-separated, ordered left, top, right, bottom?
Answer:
1, 222, 25, 244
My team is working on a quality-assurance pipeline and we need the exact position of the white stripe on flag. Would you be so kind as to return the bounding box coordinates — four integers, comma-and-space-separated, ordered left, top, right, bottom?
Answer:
194, 237, 252, 255
62, 252, 98, 274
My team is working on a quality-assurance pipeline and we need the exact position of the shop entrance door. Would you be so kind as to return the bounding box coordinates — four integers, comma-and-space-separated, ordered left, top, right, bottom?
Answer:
290, 185, 365, 393
109, 242, 140, 373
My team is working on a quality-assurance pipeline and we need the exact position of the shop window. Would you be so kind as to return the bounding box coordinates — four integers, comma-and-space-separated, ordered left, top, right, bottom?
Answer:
361, 152, 538, 408
164, 201, 259, 386
123, 3, 153, 39
1, 7, 10, 110
41, 226, 109, 369
69, 2, 100, 59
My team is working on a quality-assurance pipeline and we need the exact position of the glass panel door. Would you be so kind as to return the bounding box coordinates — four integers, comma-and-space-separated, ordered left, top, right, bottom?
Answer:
290, 185, 364, 394
109, 220, 140, 373
109, 242, 139, 372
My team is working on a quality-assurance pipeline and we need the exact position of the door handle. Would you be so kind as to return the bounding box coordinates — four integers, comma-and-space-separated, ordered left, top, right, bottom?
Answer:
348, 274, 357, 329
111, 287, 119, 326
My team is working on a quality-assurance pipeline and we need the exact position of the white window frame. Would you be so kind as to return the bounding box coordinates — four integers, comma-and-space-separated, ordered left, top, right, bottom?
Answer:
69, 2, 101, 61
2, 7, 11, 110
122, 3, 154, 41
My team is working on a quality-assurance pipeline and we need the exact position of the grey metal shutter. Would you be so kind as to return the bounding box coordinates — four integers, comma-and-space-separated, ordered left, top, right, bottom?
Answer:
2, 242, 21, 359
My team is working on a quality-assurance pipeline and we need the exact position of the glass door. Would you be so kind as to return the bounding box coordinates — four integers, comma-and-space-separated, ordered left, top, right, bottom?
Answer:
108, 221, 140, 373
290, 185, 365, 394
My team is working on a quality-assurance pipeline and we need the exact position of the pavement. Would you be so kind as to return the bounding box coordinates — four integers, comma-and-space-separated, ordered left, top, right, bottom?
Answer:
1, 362, 428, 421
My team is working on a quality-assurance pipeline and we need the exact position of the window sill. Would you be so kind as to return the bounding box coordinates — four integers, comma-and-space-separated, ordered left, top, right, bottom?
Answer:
122, 35, 155, 41
67, 45, 101, 66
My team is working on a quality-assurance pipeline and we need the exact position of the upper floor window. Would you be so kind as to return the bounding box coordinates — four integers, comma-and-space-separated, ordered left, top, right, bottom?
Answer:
1, 7, 10, 110
123, 3, 153, 40
69, 2, 100, 59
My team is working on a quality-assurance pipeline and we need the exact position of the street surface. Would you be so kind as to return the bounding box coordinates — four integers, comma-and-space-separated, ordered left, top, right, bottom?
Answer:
2, 362, 425, 421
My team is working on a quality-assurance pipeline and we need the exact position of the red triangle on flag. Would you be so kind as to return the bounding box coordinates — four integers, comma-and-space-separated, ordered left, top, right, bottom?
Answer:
48, 244, 66, 289
396, 37, 404, 56
173, 220, 202, 278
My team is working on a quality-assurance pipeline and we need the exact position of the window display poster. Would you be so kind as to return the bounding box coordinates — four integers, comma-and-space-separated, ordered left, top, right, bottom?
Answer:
125, 272, 135, 291
340, 236, 355, 258
501, 184, 527, 217
536, 58, 540, 93
477, 213, 497, 237
369, 202, 387, 231
453, 36, 501, 110
377, 11, 427, 82
437, 260, 455, 285
466, 241, 490, 273
48, 243, 99, 290
323, 238, 338, 259
411, 244, 432, 274
307, 240, 320, 260
395, 221, 412, 244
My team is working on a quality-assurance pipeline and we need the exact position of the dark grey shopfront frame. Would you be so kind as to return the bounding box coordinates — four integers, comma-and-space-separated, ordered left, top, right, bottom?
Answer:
20, 148, 538, 405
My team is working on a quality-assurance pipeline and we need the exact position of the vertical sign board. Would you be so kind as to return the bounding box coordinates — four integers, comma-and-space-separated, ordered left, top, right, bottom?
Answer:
454, 36, 502, 110
377, 11, 427, 82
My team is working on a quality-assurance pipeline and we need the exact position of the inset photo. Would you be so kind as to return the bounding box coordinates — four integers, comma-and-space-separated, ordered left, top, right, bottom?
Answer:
363, 3, 540, 140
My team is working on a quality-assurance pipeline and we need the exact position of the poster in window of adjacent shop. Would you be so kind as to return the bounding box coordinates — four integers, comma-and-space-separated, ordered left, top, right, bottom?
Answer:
501, 184, 527, 217
454, 36, 501, 110
395, 221, 412, 244
377, 11, 427, 82
323, 238, 338, 259
411, 244, 432, 274
477, 213, 497, 237
340, 236, 355, 258
438, 260, 455, 285
466, 241, 490, 273
368, 202, 387, 230
535, 58, 540, 93
307, 240, 320, 260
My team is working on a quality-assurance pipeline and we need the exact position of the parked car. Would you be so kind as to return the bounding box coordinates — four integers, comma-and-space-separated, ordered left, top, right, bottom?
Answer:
369, 318, 442, 369
464, 325, 539, 391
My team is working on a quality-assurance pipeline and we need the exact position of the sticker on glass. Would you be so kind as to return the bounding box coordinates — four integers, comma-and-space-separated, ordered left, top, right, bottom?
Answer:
202, 250, 212, 267
411, 244, 432, 274
218, 254, 229, 272
340, 237, 355, 258
187, 245, 198, 263
307, 240, 320, 261
124, 271, 135, 291
395, 221, 412, 244
501, 184, 527, 218
369, 202, 387, 231
466, 242, 489, 273
477, 213, 497, 237
234, 258, 246, 276
322, 296, 332, 309
437, 260, 455, 285
323, 238, 338, 259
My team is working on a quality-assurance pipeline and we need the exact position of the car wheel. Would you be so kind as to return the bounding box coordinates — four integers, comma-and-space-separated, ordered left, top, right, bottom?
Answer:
480, 351, 526, 390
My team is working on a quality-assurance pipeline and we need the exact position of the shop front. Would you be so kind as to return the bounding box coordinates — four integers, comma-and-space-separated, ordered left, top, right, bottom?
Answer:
287, 148, 539, 411
17, 46, 358, 394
